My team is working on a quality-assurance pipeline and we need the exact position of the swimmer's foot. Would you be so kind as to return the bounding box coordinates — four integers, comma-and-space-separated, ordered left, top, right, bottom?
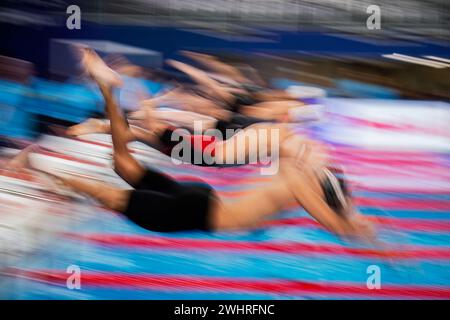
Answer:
66, 118, 108, 136
81, 48, 123, 88
6, 144, 39, 171
34, 169, 83, 200
346, 216, 378, 244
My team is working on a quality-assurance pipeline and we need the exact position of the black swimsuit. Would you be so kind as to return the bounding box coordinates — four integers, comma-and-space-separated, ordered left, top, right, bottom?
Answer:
227, 91, 259, 113
122, 168, 215, 232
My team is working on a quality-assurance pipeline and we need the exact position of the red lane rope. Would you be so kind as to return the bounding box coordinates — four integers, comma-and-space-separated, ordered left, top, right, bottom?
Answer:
353, 197, 450, 211
353, 185, 450, 195
265, 216, 450, 232
0, 168, 36, 182
64, 233, 450, 260
11, 269, 450, 298
332, 146, 447, 158
330, 113, 450, 138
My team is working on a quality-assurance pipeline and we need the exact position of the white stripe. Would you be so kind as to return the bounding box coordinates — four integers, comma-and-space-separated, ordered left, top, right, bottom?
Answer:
382, 53, 448, 69
423, 55, 450, 64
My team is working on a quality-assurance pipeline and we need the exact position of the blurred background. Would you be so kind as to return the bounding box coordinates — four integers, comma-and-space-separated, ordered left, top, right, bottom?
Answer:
0, 0, 449, 137
0, 0, 449, 299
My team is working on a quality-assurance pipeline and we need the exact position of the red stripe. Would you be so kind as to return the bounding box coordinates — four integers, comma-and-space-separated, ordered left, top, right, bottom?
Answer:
332, 161, 448, 176
38, 149, 105, 167
331, 150, 446, 166
76, 137, 113, 149
12, 269, 450, 298
346, 169, 450, 181
266, 216, 450, 232
0, 168, 36, 182
354, 197, 450, 211
332, 113, 449, 137
354, 184, 450, 195
333, 155, 446, 167
333, 147, 445, 158
66, 233, 450, 260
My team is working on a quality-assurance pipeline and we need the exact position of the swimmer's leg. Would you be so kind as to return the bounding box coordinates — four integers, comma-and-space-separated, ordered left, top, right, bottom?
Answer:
7, 145, 131, 212
81, 49, 147, 185
67, 118, 111, 136
58, 175, 131, 212
67, 117, 166, 147
98, 83, 147, 186
81, 47, 145, 186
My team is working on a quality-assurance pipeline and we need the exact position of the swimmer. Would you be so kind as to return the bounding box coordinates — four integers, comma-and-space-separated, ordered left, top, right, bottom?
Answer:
180, 50, 306, 102
166, 58, 312, 123
13, 48, 375, 241
66, 98, 288, 168
68, 51, 292, 168
67, 112, 290, 168
67, 59, 321, 164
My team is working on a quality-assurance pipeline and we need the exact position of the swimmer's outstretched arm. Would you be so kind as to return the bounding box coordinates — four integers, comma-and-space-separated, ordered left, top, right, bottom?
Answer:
6, 144, 131, 212
181, 51, 248, 83
291, 174, 352, 236
166, 59, 234, 103
281, 163, 371, 239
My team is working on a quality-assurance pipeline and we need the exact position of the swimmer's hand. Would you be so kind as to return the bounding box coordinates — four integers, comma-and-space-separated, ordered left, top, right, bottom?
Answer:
5, 144, 39, 172
165, 59, 180, 68
344, 216, 377, 243
343, 217, 398, 263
